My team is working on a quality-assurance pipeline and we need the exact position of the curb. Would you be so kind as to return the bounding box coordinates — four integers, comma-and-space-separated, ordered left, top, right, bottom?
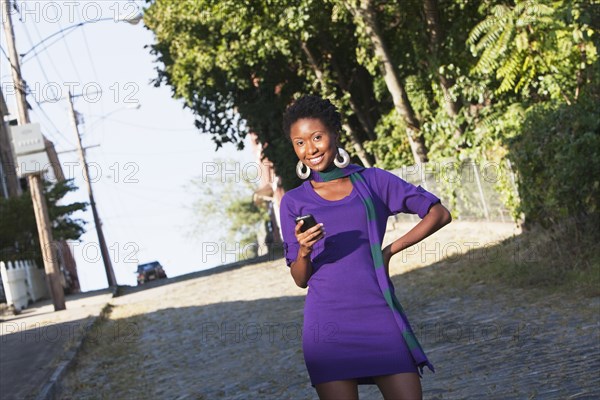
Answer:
34, 302, 113, 400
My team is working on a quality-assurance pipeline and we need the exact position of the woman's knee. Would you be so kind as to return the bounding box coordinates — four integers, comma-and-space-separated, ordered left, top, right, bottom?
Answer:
373, 372, 422, 400
315, 379, 359, 400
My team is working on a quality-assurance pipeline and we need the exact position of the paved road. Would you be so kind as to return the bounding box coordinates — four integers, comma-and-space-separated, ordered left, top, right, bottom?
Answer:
6, 222, 599, 399
57, 259, 600, 399
0, 290, 113, 399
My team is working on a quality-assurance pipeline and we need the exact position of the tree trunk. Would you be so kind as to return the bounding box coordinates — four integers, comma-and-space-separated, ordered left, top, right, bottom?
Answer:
328, 57, 377, 141
423, 0, 465, 140
300, 41, 374, 167
348, 0, 428, 164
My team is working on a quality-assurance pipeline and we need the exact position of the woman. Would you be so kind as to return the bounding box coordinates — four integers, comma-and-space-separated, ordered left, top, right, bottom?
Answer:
279, 95, 452, 400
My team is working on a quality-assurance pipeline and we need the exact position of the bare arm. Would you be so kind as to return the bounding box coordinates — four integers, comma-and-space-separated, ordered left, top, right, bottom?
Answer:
290, 221, 324, 288
382, 203, 452, 275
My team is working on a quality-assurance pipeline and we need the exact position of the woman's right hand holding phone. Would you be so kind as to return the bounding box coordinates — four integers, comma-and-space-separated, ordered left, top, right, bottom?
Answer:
295, 221, 325, 258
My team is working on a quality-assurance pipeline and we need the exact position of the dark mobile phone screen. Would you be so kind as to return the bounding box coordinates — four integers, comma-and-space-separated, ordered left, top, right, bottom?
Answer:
295, 214, 318, 233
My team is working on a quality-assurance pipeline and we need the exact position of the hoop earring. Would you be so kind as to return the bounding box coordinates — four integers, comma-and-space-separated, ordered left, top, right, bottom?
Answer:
334, 147, 350, 168
296, 161, 310, 179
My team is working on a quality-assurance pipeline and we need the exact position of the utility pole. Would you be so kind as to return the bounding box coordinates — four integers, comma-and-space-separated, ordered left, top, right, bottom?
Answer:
1, 0, 65, 310
0, 87, 21, 198
67, 92, 117, 287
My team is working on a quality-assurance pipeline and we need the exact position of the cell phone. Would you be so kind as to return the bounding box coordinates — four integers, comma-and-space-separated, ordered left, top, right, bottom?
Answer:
295, 214, 318, 233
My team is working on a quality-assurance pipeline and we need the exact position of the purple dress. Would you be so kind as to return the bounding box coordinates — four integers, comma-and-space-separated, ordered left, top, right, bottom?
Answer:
279, 167, 440, 386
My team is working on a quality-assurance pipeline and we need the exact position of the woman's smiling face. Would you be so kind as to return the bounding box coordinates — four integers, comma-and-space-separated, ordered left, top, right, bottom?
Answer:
290, 118, 338, 172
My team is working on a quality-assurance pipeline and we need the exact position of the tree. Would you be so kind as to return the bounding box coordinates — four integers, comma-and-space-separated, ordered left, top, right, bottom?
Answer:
186, 159, 268, 258
343, 0, 429, 164
145, 0, 305, 190
0, 179, 87, 261
144, 0, 386, 188
423, 0, 463, 136
466, 0, 599, 224
467, 0, 597, 103
144, 0, 598, 226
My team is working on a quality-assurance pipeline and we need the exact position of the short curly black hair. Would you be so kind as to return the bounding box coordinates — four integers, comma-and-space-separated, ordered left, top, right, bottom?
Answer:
282, 95, 342, 140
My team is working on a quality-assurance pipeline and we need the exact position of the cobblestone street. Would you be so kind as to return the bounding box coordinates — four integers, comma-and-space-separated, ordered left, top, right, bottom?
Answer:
58, 222, 600, 399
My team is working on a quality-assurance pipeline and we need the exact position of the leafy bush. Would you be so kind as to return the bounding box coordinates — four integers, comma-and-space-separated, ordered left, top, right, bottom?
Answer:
508, 93, 600, 227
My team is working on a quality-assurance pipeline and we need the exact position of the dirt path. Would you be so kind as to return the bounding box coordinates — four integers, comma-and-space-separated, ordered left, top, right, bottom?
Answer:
59, 222, 599, 399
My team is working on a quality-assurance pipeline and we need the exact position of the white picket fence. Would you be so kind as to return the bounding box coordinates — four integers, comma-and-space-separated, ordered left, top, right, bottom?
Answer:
0, 260, 48, 311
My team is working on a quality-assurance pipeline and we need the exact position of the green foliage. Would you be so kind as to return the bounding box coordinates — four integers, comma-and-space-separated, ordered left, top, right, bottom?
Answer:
508, 92, 600, 226
468, 0, 597, 100
225, 198, 269, 249
144, 0, 385, 190
46, 179, 88, 241
364, 108, 412, 169
460, 0, 599, 223
0, 179, 87, 261
0, 188, 35, 260
187, 159, 268, 254
145, 0, 330, 189
347, 0, 500, 170
145, 0, 600, 238
144, 0, 301, 190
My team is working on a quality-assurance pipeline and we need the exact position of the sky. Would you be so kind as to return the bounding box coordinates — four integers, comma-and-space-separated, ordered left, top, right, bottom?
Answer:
1, 0, 259, 290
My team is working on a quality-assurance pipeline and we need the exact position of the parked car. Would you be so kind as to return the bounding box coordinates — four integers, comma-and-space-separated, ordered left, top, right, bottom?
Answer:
136, 261, 167, 285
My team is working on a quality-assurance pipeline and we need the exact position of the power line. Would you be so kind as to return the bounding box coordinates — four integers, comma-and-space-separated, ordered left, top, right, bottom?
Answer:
15, 19, 75, 148
0, 45, 22, 99
93, 145, 132, 243
79, 24, 100, 83
4, 0, 67, 307
29, 100, 77, 148
56, 20, 83, 84
20, 21, 100, 62
0, 44, 18, 75
104, 118, 206, 132
0, 44, 27, 106
2, 37, 73, 147
18, 16, 60, 101
31, 18, 66, 84
77, 18, 104, 144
